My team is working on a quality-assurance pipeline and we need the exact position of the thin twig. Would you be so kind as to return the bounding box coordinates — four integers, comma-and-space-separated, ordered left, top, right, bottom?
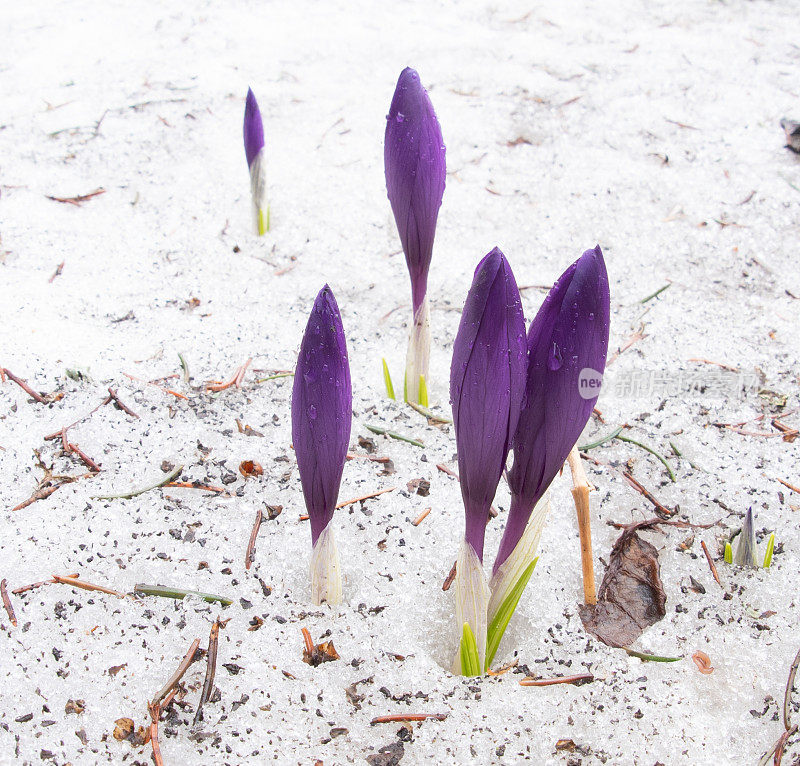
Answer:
107, 387, 140, 418
164, 481, 228, 494
123, 372, 188, 399
784, 645, 800, 731
206, 358, 252, 392
52, 574, 125, 597
700, 541, 722, 587
12, 573, 79, 594
147, 702, 164, 766
194, 619, 221, 725
151, 637, 202, 708
519, 673, 595, 687
335, 487, 396, 509
2, 369, 47, 403
1, 580, 17, 626
45, 187, 105, 206
412, 508, 431, 526
776, 478, 800, 495
370, 713, 448, 724
67, 443, 101, 473
92, 464, 183, 500
621, 471, 674, 517
245, 508, 263, 570
688, 357, 739, 372
48, 261, 64, 283
301, 627, 314, 657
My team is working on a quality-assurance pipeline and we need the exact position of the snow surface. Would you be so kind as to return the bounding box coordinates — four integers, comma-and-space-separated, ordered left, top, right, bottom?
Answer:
1, 0, 799, 764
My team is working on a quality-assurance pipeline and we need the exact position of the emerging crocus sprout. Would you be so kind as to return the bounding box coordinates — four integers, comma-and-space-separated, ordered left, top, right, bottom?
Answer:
450, 246, 611, 675
384, 67, 446, 406
449, 248, 527, 673
243, 87, 269, 235
724, 507, 775, 568
291, 286, 352, 605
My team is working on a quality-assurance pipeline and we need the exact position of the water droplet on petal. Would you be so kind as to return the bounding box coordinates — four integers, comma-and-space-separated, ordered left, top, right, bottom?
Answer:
308, 405, 317, 420
396, 112, 405, 123
548, 342, 563, 371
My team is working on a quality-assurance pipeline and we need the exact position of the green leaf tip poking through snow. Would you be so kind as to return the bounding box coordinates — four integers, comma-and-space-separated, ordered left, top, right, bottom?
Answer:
485, 557, 538, 670
724, 542, 732, 564
382, 358, 395, 400
460, 622, 481, 677
418, 374, 428, 407
763, 533, 775, 568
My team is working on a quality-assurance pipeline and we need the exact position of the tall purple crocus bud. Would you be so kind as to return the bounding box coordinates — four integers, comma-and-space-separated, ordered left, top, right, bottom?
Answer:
384, 67, 446, 406
488, 246, 610, 626
243, 87, 269, 235
449, 248, 527, 670
291, 285, 352, 605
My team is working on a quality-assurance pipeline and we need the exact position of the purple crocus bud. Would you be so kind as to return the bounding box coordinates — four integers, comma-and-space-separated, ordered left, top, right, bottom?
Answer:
493, 246, 610, 579
384, 67, 446, 405
291, 285, 352, 604
243, 87, 269, 235
449, 247, 527, 670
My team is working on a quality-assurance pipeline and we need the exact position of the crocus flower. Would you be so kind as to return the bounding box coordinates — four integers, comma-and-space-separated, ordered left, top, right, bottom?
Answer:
384, 67, 446, 405
449, 247, 527, 670
243, 87, 268, 235
291, 285, 352, 605
489, 246, 610, 631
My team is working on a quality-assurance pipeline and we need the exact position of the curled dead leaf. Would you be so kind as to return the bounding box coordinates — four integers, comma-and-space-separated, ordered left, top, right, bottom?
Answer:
692, 650, 714, 674
239, 460, 263, 478
303, 638, 340, 667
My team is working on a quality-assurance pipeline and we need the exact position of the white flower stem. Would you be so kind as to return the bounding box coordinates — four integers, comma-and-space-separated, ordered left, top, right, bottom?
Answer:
309, 522, 342, 606
404, 297, 430, 405
249, 150, 268, 235
451, 539, 489, 674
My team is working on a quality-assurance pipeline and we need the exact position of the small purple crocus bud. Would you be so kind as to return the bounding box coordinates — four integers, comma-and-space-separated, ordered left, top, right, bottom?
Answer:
384, 67, 446, 405
243, 87, 268, 235
291, 285, 352, 604
493, 246, 610, 580
449, 247, 527, 670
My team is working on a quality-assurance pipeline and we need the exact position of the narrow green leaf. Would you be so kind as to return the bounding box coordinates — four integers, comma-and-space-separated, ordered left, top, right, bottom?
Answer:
763, 533, 775, 568
364, 423, 424, 448
382, 359, 395, 400
485, 558, 538, 670
459, 622, 481, 677
624, 648, 682, 662
134, 583, 232, 606
257, 208, 266, 236
579, 426, 624, 451
724, 542, 733, 564
418, 374, 428, 407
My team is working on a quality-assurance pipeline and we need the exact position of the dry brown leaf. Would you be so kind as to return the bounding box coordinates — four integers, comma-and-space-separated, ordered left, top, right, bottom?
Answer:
579, 527, 667, 647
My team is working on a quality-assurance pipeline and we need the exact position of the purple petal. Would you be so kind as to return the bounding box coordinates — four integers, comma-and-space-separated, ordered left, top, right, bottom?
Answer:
243, 87, 265, 168
384, 67, 446, 315
450, 247, 527, 561
291, 285, 352, 546
495, 245, 610, 573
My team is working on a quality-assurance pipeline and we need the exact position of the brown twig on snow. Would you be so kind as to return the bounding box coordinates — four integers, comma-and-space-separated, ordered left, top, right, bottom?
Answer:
164, 481, 228, 494
45, 187, 105, 206
688, 357, 739, 372
519, 673, 595, 687
194, 618, 222, 725
784, 645, 800, 731
52, 574, 125, 597
107, 387, 140, 418
123, 372, 188, 400
442, 560, 457, 591
245, 508, 263, 570
700, 541, 722, 587
412, 508, 431, 526
67, 443, 101, 473
606, 325, 647, 366
1, 579, 17, 626
776, 478, 800, 495
621, 471, 674, 517
1, 368, 47, 403
772, 419, 799, 443
12, 573, 79, 595
151, 637, 202, 709
206, 358, 252, 392
48, 261, 64, 283
11, 484, 62, 511
147, 702, 164, 766
335, 487, 396, 509
370, 713, 448, 724
487, 658, 519, 676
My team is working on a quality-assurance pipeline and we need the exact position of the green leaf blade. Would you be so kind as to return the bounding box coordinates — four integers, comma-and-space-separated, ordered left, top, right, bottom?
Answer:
459, 622, 481, 677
